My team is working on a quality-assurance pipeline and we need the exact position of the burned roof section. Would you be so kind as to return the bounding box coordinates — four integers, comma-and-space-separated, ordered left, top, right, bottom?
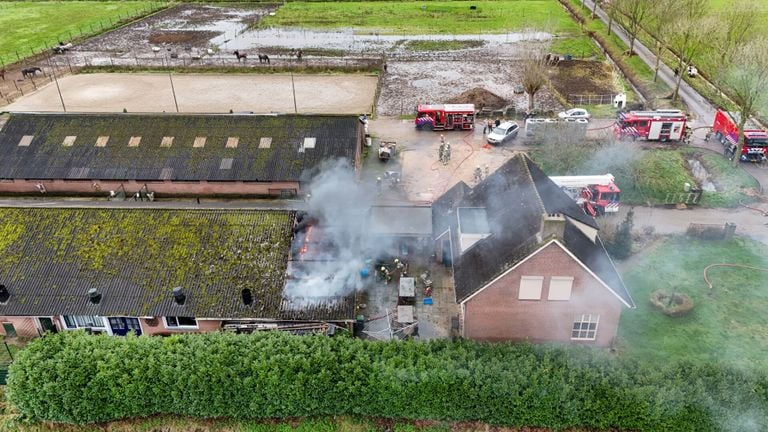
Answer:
0, 113, 360, 182
437, 153, 631, 306
0, 208, 354, 321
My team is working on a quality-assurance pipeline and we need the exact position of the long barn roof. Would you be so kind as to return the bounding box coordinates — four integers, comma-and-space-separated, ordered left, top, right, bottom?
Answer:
0, 113, 359, 182
0, 208, 355, 321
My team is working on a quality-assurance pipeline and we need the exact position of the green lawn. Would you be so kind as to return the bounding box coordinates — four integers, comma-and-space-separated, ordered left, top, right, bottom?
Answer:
0, 1, 164, 65
618, 236, 768, 371
260, 0, 582, 35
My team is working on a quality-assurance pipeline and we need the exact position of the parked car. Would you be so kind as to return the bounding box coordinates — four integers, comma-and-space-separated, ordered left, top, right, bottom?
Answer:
487, 121, 520, 145
558, 108, 591, 120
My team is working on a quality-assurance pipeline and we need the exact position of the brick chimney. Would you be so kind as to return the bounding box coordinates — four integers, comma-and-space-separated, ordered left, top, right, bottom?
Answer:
540, 213, 566, 241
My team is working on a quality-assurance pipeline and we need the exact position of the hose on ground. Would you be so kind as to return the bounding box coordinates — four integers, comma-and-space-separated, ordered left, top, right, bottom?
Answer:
703, 263, 768, 290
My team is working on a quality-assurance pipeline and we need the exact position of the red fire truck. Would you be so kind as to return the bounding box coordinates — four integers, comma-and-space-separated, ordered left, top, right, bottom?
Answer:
712, 109, 768, 163
549, 174, 621, 217
614, 109, 688, 142
415, 104, 475, 131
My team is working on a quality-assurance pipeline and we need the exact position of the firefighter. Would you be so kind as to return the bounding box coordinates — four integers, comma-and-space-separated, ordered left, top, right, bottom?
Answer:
376, 177, 382, 195
473, 165, 483, 184
438, 142, 445, 162
484, 164, 490, 178
380, 266, 391, 284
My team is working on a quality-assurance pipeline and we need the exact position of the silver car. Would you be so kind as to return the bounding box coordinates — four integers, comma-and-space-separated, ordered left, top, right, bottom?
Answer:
487, 121, 520, 145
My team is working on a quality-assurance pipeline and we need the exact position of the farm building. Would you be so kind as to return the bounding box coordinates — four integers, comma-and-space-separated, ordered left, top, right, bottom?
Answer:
433, 154, 635, 347
0, 208, 356, 338
0, 112, 363, 197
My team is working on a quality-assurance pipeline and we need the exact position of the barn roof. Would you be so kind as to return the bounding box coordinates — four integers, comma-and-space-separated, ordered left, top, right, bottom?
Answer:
0, 113, 359, 182
433, 153, 632, 307
0, 208, 355, 321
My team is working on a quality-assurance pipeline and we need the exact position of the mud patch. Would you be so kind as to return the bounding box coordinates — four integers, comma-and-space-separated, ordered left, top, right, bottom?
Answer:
148, 30, 221, 45
446, 87, 508, 109
549, 59, 616, 97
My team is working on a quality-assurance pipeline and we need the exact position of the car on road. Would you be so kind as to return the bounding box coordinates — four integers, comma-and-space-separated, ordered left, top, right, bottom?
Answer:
487, 121, 519, 145
558, 108, 591, 120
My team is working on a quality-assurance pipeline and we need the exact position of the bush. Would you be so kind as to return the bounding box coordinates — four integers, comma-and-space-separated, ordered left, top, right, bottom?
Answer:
7, 332, 768, 431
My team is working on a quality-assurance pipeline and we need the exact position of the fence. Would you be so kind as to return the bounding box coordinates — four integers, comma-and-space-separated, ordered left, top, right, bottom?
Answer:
566, 94, 615, 105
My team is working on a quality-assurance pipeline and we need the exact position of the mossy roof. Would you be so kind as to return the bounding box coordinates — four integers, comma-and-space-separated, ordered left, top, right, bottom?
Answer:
0, 208, 355, 320
0, 113, 360, 181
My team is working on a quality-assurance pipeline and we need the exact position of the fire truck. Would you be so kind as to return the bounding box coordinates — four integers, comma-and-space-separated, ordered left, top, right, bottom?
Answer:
614, 109, 688, 141
549, 174, 621, 217
712, 109, 768, 162
415, 104, 475, 131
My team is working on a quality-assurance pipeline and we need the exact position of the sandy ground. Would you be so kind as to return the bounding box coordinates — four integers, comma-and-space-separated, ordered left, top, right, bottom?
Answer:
3, 73, 378, 114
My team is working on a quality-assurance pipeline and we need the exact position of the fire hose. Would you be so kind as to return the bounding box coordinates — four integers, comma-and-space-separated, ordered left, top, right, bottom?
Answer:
703, 263, 768, 290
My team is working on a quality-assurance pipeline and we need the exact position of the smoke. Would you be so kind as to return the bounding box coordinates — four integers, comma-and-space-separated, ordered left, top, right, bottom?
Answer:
283, 159, 394, 301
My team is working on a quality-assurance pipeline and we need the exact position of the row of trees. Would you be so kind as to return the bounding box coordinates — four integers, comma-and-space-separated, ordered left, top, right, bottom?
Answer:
606, 0, 768, 165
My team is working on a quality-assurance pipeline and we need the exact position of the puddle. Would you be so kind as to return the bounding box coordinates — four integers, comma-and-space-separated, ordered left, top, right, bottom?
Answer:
688, 159, 717, 192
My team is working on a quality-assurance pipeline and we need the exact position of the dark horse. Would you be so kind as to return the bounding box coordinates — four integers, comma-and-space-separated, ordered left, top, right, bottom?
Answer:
233, 50, 247, 62
22, 67, 42, 79
258, 54, 270, 64
0, 69, 5, 81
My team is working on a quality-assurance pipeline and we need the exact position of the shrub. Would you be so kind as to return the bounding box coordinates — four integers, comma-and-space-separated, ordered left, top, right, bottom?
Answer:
7, 332, 768, 431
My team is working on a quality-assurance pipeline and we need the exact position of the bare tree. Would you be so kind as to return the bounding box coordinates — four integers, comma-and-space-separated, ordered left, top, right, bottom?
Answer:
645, 0, 673, 82
614, 0, 657, 56
714, 38, 768, 166
666, 0, 709, 101
709, 0, 758, 68
605, 0, 618, 36
521, 53, 549, 113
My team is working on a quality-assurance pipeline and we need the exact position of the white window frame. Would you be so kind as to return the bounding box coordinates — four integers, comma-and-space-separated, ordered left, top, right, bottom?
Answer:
164, 316, 198, 329
60, 315, 108, 331
571, 314, 600, 341
548, 276, 574, 301
518, 276, 544, 300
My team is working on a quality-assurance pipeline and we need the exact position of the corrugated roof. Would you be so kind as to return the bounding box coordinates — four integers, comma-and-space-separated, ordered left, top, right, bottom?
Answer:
0, 208, 355, 321
0, 113, 360, 182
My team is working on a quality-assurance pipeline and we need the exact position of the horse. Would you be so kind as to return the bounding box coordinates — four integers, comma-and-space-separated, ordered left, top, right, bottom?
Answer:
296, 49, 303, 61
258, 54, 270, 64
21, 67, 42, 79
233, 50, 247, 62
0, 69, 5, 81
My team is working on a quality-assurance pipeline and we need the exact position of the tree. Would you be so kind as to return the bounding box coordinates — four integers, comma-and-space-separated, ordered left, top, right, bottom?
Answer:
709, 0, 758, 67
605, 0, 618, 36
606, 206, 634, 260
714, 37, 768, 166
614, 0, 657, 56
521, 53, 548, 113
666, 0, 708, 101
644, 0, 673, 82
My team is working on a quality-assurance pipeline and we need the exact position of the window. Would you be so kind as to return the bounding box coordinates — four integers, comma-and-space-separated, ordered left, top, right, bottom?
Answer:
571, 314, 599, 340
220, 158, 233, 170
161, 136, 174, 148
18, 135, 33, 147
95, 136, 109, 147
226, 137, 239, 148
259, 137, 272, 149
128, 136, 141, 147
165, 316, 197, 328
63, 315, 105, 329
62, 136, 76, 147
518, 276, 543, 300
548, 276, 574, 301
193, 137, 206, 148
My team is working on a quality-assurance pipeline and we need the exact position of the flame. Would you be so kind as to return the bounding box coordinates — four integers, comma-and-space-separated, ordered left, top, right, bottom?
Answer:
299, 225, 313, 258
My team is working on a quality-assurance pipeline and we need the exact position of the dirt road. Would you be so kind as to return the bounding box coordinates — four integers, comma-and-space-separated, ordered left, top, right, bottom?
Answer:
3, 73, 378, 114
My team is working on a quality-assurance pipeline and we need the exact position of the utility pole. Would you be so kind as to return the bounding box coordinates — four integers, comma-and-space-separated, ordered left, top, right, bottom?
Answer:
290, 71, 298, 113
168, 71, 179, 112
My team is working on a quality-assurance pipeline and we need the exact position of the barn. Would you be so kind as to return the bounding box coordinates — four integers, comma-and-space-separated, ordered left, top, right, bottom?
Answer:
0, 112, 363, 197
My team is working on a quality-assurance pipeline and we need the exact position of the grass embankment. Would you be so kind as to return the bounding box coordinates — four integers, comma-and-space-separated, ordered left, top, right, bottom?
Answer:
0, 1, 166, 66
619, 236, 768, 370
261, 1, 581, 35
403, 40, 484, 52
531, 144, 758, 208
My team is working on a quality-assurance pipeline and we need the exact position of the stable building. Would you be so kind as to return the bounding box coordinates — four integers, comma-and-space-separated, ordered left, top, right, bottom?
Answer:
432, 154, 635, 347
0, 112, 363, 197
0, 208, 356, 338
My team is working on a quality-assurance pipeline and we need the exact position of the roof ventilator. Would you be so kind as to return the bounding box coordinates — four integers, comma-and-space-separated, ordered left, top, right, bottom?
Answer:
88, 288, 101, 304
173, 287, 186, 305
0, 285, 9, 304
241, 288, 253, 306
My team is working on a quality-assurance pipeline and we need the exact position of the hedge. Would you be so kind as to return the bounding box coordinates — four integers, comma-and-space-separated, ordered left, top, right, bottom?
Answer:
7, 332, 768, 431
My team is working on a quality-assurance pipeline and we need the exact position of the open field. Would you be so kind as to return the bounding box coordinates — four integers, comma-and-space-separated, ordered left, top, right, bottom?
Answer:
3, 73, 378, 114
618, 236, 768, 370
0, 1, 163, 66
261, 0, 581, 35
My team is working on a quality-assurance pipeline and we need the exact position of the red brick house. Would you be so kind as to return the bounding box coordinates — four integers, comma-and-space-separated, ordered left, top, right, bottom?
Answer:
433, 154, 634, 346
0, 208, 355, 338
0, 113, 363, 197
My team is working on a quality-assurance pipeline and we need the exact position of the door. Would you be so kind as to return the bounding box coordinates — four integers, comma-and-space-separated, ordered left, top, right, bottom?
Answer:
108, 317, 142, 336
648, 121, 663, 139
38, 317, 57, 334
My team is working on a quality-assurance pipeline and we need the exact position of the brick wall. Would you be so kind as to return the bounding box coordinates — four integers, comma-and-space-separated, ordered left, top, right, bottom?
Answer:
0, 317, 45, 338
0, 179, 300, 197
463, 242, 624, 347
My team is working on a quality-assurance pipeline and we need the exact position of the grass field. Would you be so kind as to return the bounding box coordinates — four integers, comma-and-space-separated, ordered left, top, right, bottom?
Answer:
0, 1, 163, 65
618, 236, 768, 371
260, 0, 581, 35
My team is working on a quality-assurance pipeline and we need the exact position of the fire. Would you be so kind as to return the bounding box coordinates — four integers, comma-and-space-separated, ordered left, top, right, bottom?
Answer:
299, 225, 313, 258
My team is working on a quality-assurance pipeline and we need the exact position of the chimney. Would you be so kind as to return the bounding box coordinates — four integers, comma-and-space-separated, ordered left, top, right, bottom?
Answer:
172, 287, 186, 305
540, 213, 566, 240
241, 288, 253, 306
87, 288, 101, 304
0, 285, 9, 304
